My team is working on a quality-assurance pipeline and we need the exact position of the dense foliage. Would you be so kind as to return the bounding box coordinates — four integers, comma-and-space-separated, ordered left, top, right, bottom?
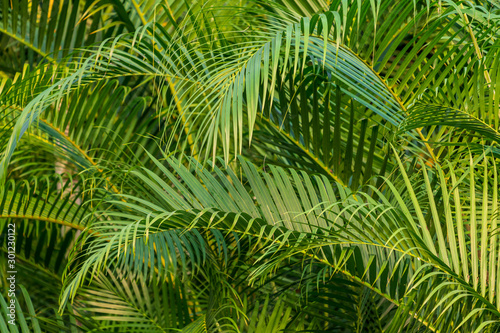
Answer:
1, 0, 500, 331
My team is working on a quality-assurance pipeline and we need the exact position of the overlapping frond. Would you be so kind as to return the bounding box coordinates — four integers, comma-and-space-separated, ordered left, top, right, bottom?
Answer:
3, 0, 500, 331
58, 151, 500, 330
0, 175, 95, 275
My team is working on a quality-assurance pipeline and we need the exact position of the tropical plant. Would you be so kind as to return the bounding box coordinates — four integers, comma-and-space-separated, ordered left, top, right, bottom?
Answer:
1, 0, 500, 331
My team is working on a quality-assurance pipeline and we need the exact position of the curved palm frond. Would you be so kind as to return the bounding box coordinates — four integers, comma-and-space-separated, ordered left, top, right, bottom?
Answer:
58, 150, 500, 330
3, 0, 500, 331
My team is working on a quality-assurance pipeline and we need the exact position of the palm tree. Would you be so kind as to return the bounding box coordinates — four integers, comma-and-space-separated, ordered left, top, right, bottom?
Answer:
1, 0, 500, 331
